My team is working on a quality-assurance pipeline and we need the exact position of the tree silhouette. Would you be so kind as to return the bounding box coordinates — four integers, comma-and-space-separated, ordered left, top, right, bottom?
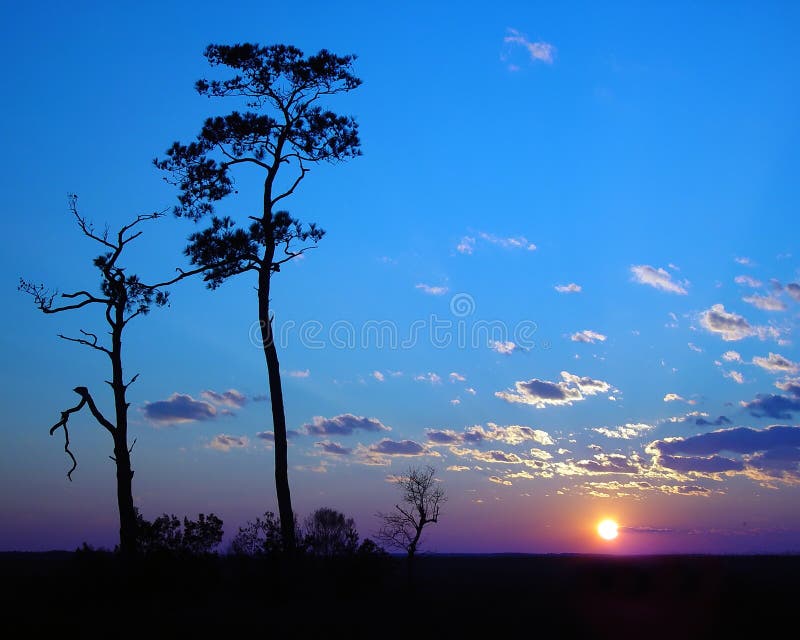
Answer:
155, 43, 361, 551
378, 466, 445, 575
19, 195, 170, 556
304, 507, 359, 558
136, 509, 224, 555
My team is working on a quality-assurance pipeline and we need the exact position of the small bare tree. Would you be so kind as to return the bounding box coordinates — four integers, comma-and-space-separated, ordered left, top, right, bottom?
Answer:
378, 466, 445, 571
19, 195, 170, 556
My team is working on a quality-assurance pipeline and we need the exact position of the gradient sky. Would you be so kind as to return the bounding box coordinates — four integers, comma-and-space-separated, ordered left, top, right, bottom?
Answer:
2, 0, 799, 554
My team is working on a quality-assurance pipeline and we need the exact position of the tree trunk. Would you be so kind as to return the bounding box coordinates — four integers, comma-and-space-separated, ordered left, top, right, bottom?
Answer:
111, 311, 138, 557
258, 269, 296, 552
114, 436, 137, 556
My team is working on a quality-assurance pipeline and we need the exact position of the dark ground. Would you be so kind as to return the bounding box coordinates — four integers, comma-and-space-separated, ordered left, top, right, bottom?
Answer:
2, 551, 796, 637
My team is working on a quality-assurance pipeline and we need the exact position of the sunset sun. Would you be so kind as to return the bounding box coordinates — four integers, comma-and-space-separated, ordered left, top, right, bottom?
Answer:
597, 519, 619, 541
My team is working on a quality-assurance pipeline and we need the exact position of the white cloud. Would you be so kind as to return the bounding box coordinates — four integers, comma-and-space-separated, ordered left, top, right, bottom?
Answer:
416, 283, 449, 296
207, 434, 249, 452
504, 28, 555, 64
752, 352, 798, 374
699, 304, 754, 341
663, 393, 685, 403
479, 232, 537, 251
495, 371, 612, 408
742, 294, 786, 312
724, 370, 744, 384
456, 236, 475, 255
630, 265, 688, 295
450, 398, 461, 406
372, 370, 385, 382
735, 256, 753, 265
735, 275, 762, 288
286, 369, 310, 378
555, 283, 582, 294
571, 330, 607, 344
449, 372, 467, 382
593, 423, 653, 440
414, 372, 442, 385
722, 350, 742, 363
490, 340, 517, 354
465, 387, 477, 396
200, 389, 247, 408
688, 342, 703, 353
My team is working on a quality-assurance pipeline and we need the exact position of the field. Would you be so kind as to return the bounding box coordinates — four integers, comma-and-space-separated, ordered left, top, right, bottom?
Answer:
2, 552, 796, 636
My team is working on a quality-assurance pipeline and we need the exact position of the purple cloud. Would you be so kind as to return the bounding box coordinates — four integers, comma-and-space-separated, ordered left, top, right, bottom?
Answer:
143, 393, 217, 425
303, 414, 391, 436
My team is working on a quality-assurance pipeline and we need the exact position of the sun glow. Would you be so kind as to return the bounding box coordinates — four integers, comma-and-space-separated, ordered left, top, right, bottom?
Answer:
597, 519, 619, 541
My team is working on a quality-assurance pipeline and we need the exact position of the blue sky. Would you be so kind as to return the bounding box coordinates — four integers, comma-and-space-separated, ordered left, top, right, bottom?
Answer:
1, 0, 799, 553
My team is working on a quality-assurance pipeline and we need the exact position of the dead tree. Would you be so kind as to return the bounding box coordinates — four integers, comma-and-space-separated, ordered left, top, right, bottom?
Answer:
155, 43, 361, 551
378, 465, 445, 576
19, 194, 170, 556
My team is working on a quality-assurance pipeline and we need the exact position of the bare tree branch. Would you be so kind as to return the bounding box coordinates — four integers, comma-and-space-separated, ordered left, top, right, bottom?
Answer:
58, 330, 111, 355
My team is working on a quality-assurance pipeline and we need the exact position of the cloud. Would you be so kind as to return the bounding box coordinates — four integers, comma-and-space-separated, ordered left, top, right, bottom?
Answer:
449, 372, 466, 382
575, 453, 641, 475
743, 294, 786, 312
255, 429, 300, 442
752, 353, 798, 374
593, 423, 653, 439
489, 475, 513, 486
207, 434, 249, 452
143, 393, 217, 425
414, 372, 442, 384
555, 283, 582, 294
776, 378, 800, 395
742, 394, 800, 419
688, 342, 703, 353
200, 389, 247, 408
571, 330, 607, 344
426, 423, 554, 447
416, 283, 449, 296
465, 387, 477, 395
787, 283, 800, 302
450, 398, 461, 406
426, 429, 462, 445
446, 465, 470, 472
490, 340, 517, 354
647, 425, 800, 484
368, 439, 431, 456
735, 275, 763, 288
496, 371, 612, 408
663, 393, 685, 403
452, 448, 524, 464
286, 369, 310, 378
478, 232, 537, 251
694, 416, 732, 427
724, 370, 745, 384
302, 414, 391, 436
735, 256, 753, 265
699, 304, 754, 341
315, 440, 352, 456
722, 350, 742, 362
630, 265, 688, 295
372, 371, 385, 382
456, 236, 476, 255
503, 28, 555, 64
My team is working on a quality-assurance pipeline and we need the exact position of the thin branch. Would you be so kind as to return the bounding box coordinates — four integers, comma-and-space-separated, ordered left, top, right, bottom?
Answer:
58, 330, 111, 355
222, 156, 270, 171
271, 164, 308, 206
49, 391, 88, 481
124, 373, 140, 390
